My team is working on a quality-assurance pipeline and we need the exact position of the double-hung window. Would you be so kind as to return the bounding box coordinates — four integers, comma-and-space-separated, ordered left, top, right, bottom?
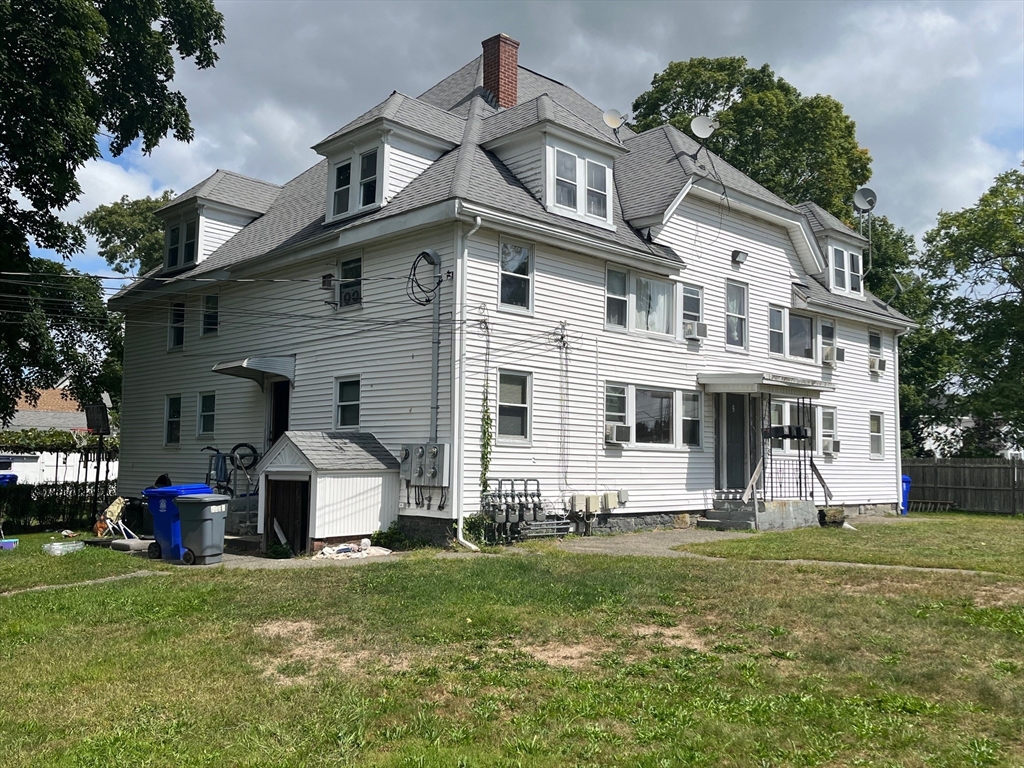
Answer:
167, 226, 180, 269
586, 160, 608, 218
869, 331, 882, 358
726, 281, 747, 348
821, 407, 837, 453
849, 251, 862, 293
338, 257, 362, 309
682, 284, 702, 323
635, 388, 673, 445
821, 319, 835, 355
332, 162, 352, 217
635, 275, 673, 335
499, 240, 532, 310
605, 383, 627, 424
198, 393, 216, 435
789, 313, 814, 359
770, 402, 786, 450
202, 295, 218, 335
335, 379, 360, 429
769, 307, 785, 355
605, 384, 702, 448
169, 302, 185, 349
605, 268, 628, 328
165, 395, 181, 445
869, 412, 884, 458
555, 150, 577, 209
183, 221, 197, 265
833, 247, 847, 290
359, 149, 378, 208
680, 392, 701, 446
498, 371, 530, 440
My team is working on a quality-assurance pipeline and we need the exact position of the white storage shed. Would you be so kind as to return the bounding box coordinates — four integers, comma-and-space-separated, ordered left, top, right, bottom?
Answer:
255, 431, 400, 553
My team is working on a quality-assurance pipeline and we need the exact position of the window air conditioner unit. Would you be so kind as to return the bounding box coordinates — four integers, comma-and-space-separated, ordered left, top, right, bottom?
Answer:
869, 357, 887, 373
823, 347, 846, 366
683, 321, 708, 341
822, 440, 841, 456
605, 423, 631, 444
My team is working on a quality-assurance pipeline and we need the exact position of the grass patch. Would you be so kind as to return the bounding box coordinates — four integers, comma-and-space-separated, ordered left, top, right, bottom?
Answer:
0, 542, 1022, 766
0, 531, 172, 592
676, 513, 1024, 576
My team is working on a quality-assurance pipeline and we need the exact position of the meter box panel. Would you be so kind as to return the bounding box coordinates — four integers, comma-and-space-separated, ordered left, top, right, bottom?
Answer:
399, 445, 414, 480
400, 442, 449, 487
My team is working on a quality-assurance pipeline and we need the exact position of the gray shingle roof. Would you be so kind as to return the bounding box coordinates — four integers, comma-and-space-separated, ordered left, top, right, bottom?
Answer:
802, 275, 914, 325
284, 431, 399, 472
159, 169, 282, 215
796, 201, 867, 243
317, 91, 465, 147
478, 93, 620, 149
8, 411, 87, 431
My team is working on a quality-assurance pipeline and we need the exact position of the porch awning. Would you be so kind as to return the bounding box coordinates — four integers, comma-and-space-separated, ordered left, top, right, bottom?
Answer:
697, 372, 834, 398
211, 356, 294, 390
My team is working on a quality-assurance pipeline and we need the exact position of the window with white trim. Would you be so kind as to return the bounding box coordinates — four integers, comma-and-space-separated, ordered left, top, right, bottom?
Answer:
869, 331, 882, 357
202, 294, 218, 335
555, 149, 577, 209
770, 401, 817, 452
168, 302, 185, 349
768, 306, 815, 360
183, 220, 197, 265
769, 307, 785, 355
337, 257, 362, 309
499, 240, 532, 310
869, 412, 884, 458
681, 392, 701, 446
726, 281, 747, 348
498, 371, 530, 439
770, 401, 785, 450
335, 379, 360, 429
198, 393, 216, 435
820, 407, 837, 453
682, 284, 702, 323
605, 383, 626, 423
849, 251, 862, 293
586, 159, 608, 218
635, 275, 674, 335
359, 149, 378, 208
635, 388, 673, 444
605, 268, 627, 328
821, 319, 835, 353
165, 395, 181, 445
166, 225, 180, 269
332, 162, 351, 217
833, 247, 847, 290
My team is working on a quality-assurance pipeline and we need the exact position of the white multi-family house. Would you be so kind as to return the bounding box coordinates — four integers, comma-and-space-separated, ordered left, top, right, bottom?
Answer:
110, 34, 913, 550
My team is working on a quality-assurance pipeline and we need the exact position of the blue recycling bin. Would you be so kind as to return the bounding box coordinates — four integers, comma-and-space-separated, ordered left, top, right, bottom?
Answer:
0, 475, 17, 486
142, 484, 213, 561
901, 474, 911, 516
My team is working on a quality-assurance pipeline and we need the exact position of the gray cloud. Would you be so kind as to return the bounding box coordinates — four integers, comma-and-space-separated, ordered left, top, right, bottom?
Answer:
69, 0, 1022, 272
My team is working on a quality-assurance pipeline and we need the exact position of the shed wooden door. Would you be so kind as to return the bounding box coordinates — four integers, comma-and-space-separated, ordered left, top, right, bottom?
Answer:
265, 478, 310, 555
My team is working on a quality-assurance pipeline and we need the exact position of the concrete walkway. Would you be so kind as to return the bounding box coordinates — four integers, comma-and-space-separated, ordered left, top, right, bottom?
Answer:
555, 527, 753, 558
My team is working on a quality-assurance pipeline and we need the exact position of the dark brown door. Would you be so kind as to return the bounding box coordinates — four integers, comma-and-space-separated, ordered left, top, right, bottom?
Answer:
265, 478, 309, 555
269, 380, 290, 445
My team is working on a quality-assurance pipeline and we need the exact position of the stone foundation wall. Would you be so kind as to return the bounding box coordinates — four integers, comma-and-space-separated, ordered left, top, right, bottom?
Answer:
397, 515, 456, 546
756, 500, 819, 531
842, 502, 899, 517
589, 512, 694, 535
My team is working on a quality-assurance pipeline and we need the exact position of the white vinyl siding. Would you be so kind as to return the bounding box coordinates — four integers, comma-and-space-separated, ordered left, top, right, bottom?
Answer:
385, 136, 441, 202
499, 142, 544, 201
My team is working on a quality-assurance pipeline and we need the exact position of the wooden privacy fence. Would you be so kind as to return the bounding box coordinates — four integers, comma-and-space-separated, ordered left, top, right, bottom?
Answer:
904, 458, 1022, 515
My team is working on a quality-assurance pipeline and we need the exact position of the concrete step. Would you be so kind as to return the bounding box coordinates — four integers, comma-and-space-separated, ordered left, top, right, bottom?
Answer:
697, 518, 756, 531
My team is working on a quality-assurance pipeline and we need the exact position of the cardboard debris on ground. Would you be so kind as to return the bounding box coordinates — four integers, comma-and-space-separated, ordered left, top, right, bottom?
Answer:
312, 544, 392, 561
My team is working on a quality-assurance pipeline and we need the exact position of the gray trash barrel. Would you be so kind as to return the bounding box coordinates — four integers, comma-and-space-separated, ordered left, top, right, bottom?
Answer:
176, 494, 230, 565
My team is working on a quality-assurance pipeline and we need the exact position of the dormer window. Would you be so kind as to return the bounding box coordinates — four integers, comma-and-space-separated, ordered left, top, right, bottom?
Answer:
167, 225, 180, 268
328, 145, 382, 222
165, 218, 197, 270
832, 246, 863, 296
545, 140, 614, 229
183, 221, 196, 264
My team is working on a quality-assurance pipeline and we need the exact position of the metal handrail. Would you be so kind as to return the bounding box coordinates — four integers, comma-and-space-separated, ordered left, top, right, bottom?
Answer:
810, 458, 833, 503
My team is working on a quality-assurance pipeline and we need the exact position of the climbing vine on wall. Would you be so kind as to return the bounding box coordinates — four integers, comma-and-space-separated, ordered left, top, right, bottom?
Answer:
480, 383, 492, 501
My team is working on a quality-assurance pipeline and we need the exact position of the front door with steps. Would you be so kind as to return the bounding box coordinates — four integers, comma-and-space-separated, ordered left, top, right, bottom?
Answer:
715, 393, 762, 493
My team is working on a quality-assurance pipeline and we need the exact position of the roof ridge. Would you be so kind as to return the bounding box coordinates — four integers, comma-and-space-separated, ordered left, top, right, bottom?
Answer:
381, 91, 405, 119
663, 124, 701, 177
450, 97, 485, 198
212, 168, 283, 189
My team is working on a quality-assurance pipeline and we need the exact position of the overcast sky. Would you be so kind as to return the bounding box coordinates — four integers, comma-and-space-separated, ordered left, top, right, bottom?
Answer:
56, 0, 1024, 278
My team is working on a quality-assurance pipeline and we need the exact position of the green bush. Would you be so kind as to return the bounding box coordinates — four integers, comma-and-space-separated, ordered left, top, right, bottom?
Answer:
370, 521, 429, 551
265, 542, 292, 559
0, 481, 116, 532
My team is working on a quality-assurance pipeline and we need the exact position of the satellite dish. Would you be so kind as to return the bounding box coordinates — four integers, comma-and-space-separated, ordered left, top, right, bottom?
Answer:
853, 187, 877, 213
690, 115, 720, 139
603, 109, 626, 130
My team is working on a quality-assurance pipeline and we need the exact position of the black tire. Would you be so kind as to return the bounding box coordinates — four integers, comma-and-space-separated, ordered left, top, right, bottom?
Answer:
182, 549, 196, 565
230, 443, 259, 470
148, 542, 161, 560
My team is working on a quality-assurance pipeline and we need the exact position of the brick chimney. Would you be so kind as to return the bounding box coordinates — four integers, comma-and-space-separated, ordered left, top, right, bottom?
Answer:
482, 33, 520, 109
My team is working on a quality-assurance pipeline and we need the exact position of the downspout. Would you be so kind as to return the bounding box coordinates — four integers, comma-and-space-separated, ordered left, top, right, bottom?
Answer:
454, 206, 483, 551
893, 327, 907, 514
429, 254, 442, 443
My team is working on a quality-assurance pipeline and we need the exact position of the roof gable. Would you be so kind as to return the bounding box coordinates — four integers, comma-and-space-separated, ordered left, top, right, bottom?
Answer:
315, 91, 465, 150
796, 201, 867, 243
159, 169, 282, 215
256, 431, 400, 474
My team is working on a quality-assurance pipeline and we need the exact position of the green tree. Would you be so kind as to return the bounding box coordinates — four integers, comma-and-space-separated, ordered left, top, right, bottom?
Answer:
80, 190, 175, 275
0, 0, 224, 426
921, 167, 1024, 454
631, 57, 871, 218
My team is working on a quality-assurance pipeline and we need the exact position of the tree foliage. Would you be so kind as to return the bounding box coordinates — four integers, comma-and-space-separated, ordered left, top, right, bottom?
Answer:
80, 190, 175, 275
631, 57, 871, 218
0, 0, 224, 426
921, 167, 1024, 454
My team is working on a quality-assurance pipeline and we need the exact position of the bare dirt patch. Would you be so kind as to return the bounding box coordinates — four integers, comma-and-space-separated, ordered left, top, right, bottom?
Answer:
521, 640, 608, 668
633, 624, 709, 652
254, 620, 414, 684
971, 584, 1024, 608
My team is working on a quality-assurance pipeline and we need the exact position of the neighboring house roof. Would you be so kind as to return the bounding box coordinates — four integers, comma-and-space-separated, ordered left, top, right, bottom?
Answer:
317, 91, 466, 147
280, 431, 400, 472
10, 389, 86, 432
158, 169, 283, 215
796, 201, 867, 243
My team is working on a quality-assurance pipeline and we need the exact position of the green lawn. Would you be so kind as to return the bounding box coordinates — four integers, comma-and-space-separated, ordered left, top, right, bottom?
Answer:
676, 513, 1024, 577
0, 520, 1022, 766
0, 531, 172, 593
